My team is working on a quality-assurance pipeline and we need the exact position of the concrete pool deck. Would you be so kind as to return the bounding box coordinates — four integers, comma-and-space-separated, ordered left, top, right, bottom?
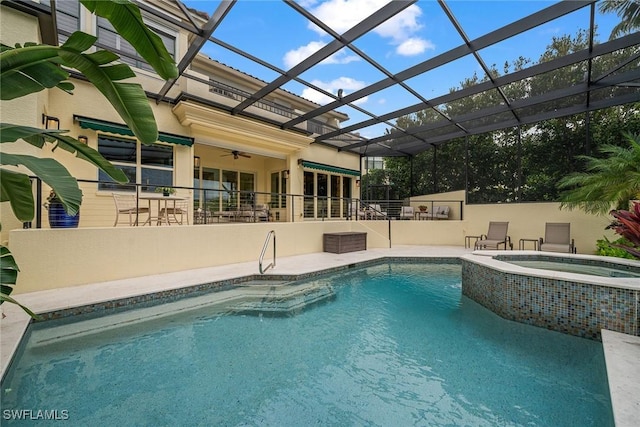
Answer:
1, 245, 638, 425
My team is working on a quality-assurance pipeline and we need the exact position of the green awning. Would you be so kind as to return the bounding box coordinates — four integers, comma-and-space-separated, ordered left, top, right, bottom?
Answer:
75, 116, 194, 146
300, 160, 360, 177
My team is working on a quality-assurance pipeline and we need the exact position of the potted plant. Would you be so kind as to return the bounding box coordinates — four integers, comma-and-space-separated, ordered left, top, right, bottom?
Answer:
419, 205, 428, 212
155, 186, 176, 197
44, 191, 80, 228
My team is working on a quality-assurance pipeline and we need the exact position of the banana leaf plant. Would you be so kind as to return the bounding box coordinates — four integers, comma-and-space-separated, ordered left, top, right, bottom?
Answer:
0, 0, 178, 317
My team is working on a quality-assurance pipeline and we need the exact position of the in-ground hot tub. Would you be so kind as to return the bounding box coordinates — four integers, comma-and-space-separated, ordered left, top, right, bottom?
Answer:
461, 251, 640, 340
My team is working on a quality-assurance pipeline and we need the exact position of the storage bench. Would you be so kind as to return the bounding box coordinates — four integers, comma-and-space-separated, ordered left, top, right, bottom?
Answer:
323, 232, 367, 254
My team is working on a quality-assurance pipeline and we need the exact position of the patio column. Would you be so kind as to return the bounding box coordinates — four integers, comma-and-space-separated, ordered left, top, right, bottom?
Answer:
289, 156, 303, 222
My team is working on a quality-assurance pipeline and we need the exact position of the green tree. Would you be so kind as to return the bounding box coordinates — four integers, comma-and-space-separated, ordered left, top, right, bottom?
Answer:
599, 0, 640, 39
557, 132, 640, 215
0, 0, 178, 315
384, 25, 639, 205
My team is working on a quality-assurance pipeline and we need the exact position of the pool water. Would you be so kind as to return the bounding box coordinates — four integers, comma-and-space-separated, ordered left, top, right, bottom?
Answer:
1, 263, 613, 426
506, 259, 640, 278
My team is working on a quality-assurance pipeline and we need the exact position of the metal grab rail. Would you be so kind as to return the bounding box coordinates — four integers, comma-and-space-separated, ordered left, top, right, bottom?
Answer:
259, 230, 276, 274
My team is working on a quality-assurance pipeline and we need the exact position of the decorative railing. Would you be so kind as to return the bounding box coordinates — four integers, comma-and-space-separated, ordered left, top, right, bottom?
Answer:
22, 177, 463, 229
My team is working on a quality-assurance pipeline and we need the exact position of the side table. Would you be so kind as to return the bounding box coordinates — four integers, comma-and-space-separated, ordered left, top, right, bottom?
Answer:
519, 238, 539, 250
465, 235, 482, 249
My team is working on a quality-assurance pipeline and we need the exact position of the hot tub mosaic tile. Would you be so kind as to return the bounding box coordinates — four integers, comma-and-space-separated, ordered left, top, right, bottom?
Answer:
461, 259, 639, 341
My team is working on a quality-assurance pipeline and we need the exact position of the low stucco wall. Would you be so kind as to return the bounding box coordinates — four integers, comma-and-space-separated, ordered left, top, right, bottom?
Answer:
8, 199, 619, 294
411, 189, 616, 254
9, 221, 392, 293
462, 202, 615, 254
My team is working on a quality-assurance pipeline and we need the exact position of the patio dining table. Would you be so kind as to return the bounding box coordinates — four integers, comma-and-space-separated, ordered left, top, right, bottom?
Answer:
139, 194, 186, 226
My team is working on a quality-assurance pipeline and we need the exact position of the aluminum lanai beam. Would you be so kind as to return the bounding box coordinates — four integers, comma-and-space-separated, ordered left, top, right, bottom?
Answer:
331, 31, 640, 150
346, 67, 640, 154
286, 0, 426, 141
438, 0, 520, 123
157, 0, 236, 101
133, 0, 200, 33
288, 0, 455, 147
230, 0, 416, 115
285, 0, 593, 130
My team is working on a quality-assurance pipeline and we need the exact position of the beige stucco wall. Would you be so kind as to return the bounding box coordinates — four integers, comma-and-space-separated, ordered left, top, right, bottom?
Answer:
405, 190, 616, 253
0, 6, 49, 243
9, 220, 389, 293
8, 194, 617, 294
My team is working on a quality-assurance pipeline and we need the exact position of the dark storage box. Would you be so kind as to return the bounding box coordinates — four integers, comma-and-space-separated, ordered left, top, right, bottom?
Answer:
323, 232, 367, 254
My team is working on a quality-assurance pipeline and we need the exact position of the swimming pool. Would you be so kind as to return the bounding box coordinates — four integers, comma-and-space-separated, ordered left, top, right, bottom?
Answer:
1, 262, 613, 426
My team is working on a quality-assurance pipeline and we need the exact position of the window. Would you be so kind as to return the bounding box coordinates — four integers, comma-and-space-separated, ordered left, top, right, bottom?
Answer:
342, 176, 352, 217
270, 171, 288, 208
303, 170, 353, 219
55, 0, 80, 43
194, 167, 221, 213
193, 167, 255, 212
209, 79, 295, 118
98, 136, 173, 192
303, 171, 314, 218
96, 17, 175, 73
239, 172, 255, 207
365, 157, 385, 170
330, 175, 341, 217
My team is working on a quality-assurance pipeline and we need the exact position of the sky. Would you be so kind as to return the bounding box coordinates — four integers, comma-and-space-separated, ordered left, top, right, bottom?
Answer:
180, 0, 621, 140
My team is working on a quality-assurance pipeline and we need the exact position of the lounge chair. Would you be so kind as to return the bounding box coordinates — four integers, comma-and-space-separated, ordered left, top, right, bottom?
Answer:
399, 206, 414, 220
112, 193, 150, 226
474, 221, 512, 250
539, 222, 576, 253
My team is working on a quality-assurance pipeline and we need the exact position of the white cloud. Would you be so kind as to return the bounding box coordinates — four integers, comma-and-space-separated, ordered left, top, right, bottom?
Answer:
301, 76, 368, 105
296, 0, 319, 8
304, 1, 433, 57
283, 41, 360, 69
396, 37, 435, 56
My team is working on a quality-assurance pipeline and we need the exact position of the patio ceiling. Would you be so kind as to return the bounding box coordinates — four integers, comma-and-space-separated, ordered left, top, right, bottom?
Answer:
60, 0, 640, 157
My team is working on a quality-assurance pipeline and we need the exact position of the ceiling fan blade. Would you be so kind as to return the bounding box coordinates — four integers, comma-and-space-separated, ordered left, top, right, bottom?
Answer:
219, 150, 250, 159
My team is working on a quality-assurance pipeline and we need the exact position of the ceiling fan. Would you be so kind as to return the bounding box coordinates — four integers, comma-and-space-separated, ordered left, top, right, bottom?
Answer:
221, 150, 251, 159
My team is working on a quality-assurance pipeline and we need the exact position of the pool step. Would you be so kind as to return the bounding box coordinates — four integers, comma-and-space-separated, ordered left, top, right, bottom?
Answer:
28, 280, 335, 345
227, 281, 335, 316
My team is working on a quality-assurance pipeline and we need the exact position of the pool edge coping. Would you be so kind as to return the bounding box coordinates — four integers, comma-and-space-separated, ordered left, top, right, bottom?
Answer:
602, 330, 640, 427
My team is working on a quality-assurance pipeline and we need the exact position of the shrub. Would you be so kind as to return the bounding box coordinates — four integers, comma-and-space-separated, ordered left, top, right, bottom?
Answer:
595, 237, 636, 259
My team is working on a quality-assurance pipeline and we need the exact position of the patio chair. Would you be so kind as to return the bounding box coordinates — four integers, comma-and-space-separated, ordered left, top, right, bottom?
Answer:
432, 206, 450, 220
237, 204, 258, 222
112, 193, 150, 226
194, 208, 214, 224
474, 221, 512, 250
369, 204, 387, 220
253, 204, 270, 222
160, 199, 189, 225
539, 222, 576, 253
348, 200, 366, 220
399, 206, 414, 220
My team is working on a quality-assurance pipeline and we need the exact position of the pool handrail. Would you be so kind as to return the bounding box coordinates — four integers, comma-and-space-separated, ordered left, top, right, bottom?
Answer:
259, 230, 276, 274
